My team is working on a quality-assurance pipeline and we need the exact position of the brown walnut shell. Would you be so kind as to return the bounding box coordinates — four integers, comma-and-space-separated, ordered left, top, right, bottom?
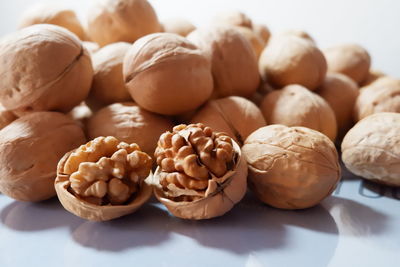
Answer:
0, 112, 86, 201
259, 35, 326, 90
123, 33, 213, 115
161, 18, 196, 37
87, 0, 161, 47
323, 44, 371, 84
55, 136, 153, 221
153, 124, 247, 220
342, 112, 400, 186
190, 96, 266, 145
0, 24, 93, 115
243, 125, 341, 209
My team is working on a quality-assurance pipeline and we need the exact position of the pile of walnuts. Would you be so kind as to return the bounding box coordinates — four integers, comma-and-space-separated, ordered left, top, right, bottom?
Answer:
0, 0, 398, 221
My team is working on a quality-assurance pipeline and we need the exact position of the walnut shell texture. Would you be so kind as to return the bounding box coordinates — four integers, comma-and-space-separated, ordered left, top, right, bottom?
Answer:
0, 24, 93, 114
87, 0, 161, 47
87, 42, 132, 108
188, 26, 260, 98
243, 125, 341, 209
260, 85, 337, 141
19, 4, 86, 40
190, 96, 266, 145
0, 112, 86, 201
342, 112, 400, 186
323, 44, 371, 84
259, 35, 326, 90
123, 33, 213, 115
153, 123, 247, 220
55, 136, 153, 221
354, 77, 400, 121
87, 102, 174, 155
317, 73, 359, 138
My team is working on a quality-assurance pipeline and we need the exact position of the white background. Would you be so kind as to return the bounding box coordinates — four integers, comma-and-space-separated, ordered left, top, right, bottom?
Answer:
0, 1, 399, 267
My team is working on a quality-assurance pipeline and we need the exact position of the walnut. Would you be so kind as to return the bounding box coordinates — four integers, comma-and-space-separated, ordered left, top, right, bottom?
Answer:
342, 112, 400, 186
323, 44, 371, 84
161, 18, 196, 37
242, 125, 341, 209
153, 123, 247, 220
55, 136, 152, 221
0, 112, 86, 201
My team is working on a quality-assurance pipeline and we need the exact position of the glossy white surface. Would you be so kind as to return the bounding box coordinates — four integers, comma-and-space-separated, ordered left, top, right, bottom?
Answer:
0, 165, 399, 267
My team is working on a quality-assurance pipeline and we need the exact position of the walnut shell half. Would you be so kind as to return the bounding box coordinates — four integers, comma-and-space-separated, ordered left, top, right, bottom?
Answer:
55, 136, 152, 221
153, 123, 247, 220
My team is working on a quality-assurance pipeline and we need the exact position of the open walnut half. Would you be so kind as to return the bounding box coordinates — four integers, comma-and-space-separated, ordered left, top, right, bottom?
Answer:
153, 123, 247, 220
55, 136, 152, 221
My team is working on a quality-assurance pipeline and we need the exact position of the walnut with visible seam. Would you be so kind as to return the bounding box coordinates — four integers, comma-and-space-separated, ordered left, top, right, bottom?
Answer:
55, 136, 152, 221
153, 123, 247, 220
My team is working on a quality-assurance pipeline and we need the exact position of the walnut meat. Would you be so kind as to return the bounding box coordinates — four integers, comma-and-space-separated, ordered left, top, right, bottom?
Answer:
190, 96, 266, 145
87, 0, 161, 47
153, 123, 247, 220
0, 24, 93, 115
342, 113, 400, 186
123, 33, 213, 115
242, 125, 341, 209
259, 35, 326, 90
55, 136, 152, 221
19, 4, 86, 40
354, 77, 400, 121
0, 112, 86, 201
260, 85, 337, 141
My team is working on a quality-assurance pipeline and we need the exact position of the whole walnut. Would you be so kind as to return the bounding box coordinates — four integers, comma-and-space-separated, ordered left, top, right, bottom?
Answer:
190, 96, 266, 145
242, 125, 341, 209
188, 26, 259, 98
213, 10, 253, 29
316, 73, 359, 138
161, 18, 196, 37
342, 112, 400, 186
87, 102, 174, 156
0, 112, 86, 202
153, 124, 247, 220
19, 4, 86, 40
87, 0, 161, 47
323, 44, 371, 84
259, 35, 327, 90
234, 26, 264, 59
260, 85, 337, 141
354, 77, 400, 121
123, 33, 213, 115
0, 24, 93, 115
87, 42, 131, 109
56, 136, 153, 221
252, 24, 271, 46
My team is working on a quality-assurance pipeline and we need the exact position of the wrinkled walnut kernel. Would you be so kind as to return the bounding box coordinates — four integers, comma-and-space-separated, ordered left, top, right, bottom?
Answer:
63, 136, 152, 205
154, 123, 236, 200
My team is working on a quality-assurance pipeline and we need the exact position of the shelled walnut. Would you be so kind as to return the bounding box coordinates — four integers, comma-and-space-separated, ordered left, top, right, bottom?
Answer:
55, 136, 152, 221
153, 123, 247, 220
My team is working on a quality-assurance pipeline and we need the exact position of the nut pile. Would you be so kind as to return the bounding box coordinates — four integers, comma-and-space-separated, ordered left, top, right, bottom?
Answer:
0, 0, 398, 222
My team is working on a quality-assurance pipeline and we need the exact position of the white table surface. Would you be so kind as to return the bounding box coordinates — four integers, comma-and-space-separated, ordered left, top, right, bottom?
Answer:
0, 1, 399, 267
